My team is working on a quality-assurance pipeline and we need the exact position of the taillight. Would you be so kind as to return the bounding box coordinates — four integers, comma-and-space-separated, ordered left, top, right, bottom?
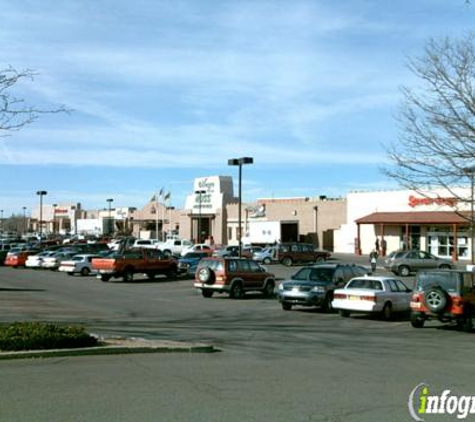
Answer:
452, 297, 463, 307
334, 293, 346, 299
361, 295, 377, 302
411, 293, 421, 302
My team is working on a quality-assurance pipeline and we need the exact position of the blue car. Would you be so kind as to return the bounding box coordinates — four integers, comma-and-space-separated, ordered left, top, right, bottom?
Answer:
178, 251, 210, 277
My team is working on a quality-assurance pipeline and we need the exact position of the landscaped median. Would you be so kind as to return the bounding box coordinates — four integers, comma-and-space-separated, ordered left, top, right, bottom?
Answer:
0, 322, 216, 360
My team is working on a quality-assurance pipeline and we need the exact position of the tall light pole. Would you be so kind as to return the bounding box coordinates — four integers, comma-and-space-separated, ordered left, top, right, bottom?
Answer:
463, 166, 475, 264
195, 190, 206, 244
106, 198, 114, 236
52, 203, 57, 235
0, 209, 3, 234
36, 190, 47, 242
228, 157, 254, 258
22, 207, 27, 235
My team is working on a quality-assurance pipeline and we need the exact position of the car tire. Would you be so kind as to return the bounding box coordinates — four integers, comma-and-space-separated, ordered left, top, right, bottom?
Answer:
123, 268, 134, 282
67, 272, 74, 276
382, 302, 393, 320
263, 280, 275, 298
397, 265, 411, 277
201, 289, 213, 298
424, 287, 449, 313
263, 257, 271, 265
410, 313, 425, 328
282, 302, 292, 311
315, 256, 325, 264
229, 282, 244, 299
167, 268, 178, 280
101, 275, 111, 282
340, 310, 350, 318
322, 294, 334, 313
198, 267, 215, 284
282, 257, 293, 267
146, 272, 156, 280
80, 267, 90, 276
439, 264, 451, 270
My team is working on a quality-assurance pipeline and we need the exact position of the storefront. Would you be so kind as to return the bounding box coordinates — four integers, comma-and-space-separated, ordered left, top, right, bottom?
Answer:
334, 188, 472, 260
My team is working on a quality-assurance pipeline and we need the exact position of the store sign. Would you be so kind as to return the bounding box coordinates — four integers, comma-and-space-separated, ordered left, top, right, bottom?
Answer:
198, 178, 215, 193
408, 195, 458, 208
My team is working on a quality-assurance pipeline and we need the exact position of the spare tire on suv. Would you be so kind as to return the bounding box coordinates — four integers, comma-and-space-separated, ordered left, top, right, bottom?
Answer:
197, 267, 215, 285
423, 287, 449, 313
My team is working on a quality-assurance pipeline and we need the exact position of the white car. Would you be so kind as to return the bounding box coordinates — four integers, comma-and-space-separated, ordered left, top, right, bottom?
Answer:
25, 251, 56, 268
58, 254, 100, 276
180, 243, 213, 257
332, 276, 412, 320
132, 239, 160, 249
42, 251, 77, 270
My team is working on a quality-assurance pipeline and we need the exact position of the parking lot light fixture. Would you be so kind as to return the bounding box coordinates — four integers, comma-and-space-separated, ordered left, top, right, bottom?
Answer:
106, 198, 114, 236
195, 190, 206, 243
463, 165, 475, 264
36, 190, 48, 242
228, 157, 254, 258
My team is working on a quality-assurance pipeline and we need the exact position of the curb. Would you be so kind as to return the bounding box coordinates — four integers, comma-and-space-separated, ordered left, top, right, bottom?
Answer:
0, 338, 217, 361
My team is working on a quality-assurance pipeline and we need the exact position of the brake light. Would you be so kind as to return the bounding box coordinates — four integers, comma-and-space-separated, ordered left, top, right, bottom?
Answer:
333, 293, 346, 299
452, 297, 463, 307
411, 293, 421, 302
360, 295, 377, 302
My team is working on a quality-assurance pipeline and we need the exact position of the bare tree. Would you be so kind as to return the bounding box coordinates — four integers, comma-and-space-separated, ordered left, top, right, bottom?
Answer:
384, 34, 475, 205
0, 66, 68, 137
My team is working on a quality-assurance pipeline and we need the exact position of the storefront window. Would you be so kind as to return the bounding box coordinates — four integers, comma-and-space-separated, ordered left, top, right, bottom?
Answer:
428, 228, 469, 259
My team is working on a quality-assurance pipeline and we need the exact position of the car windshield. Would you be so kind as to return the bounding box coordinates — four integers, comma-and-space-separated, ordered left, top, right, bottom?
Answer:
416, 272, 459, 293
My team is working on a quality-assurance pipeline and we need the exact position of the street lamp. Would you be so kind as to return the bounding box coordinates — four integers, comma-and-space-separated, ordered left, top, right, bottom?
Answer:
195, 190, 206, 244
0, 209, 3, 234
22, 207, 27, 235
52, 203, 57, 235
228, 157, 254, 257
36, 190, 48, 242
463, 166, 475, 264
106, 198, 114, 236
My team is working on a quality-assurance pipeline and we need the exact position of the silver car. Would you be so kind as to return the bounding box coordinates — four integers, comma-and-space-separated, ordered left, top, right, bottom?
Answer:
383, 250, 453, 277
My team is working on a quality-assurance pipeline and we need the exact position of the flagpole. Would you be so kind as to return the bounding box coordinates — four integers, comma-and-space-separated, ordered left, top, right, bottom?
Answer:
155, 193, 159, 241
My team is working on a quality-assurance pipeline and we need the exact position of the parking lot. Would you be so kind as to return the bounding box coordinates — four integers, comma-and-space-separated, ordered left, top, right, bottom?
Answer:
0, 254, 474, 421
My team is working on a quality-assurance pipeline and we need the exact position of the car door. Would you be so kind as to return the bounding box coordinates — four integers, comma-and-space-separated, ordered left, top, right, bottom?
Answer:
248, 259, 266, 288
386, 279, 402, 310
418, 251, 438, 270
394, 279, 412, 311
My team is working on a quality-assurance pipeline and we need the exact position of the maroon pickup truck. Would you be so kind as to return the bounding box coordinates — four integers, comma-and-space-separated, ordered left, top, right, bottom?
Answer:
92, 248, 178, 282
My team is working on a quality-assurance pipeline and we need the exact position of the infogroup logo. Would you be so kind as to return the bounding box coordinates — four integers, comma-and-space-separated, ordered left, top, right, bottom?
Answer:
408, 383, 475, 421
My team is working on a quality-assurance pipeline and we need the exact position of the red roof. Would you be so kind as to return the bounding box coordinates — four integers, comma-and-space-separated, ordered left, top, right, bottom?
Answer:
355, 211, 470, 225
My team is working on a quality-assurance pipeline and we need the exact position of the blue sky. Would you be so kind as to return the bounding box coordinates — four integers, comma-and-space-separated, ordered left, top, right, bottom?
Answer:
0, 0, 473, 216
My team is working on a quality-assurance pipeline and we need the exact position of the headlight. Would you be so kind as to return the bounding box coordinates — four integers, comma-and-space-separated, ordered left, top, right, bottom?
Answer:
278, 284, 284, 291
311, 286, 325, 293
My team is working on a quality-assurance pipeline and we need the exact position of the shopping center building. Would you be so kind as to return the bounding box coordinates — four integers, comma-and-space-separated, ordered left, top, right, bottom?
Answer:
334, 188, 472, 260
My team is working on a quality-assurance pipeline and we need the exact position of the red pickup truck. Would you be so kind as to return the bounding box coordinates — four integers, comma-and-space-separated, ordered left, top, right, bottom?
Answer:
92, 248, 178, 282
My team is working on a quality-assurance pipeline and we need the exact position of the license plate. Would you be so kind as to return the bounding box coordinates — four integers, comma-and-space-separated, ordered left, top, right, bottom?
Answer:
349, 296, 360, 300
410, 302, 422, 309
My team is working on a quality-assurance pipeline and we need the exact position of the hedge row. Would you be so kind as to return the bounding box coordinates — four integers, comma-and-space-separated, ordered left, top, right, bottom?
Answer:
0, 322, 98, 351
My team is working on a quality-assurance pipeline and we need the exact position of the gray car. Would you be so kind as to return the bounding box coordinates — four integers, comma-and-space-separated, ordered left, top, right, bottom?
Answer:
383, 250, 453, 277
276, 263, 370, 312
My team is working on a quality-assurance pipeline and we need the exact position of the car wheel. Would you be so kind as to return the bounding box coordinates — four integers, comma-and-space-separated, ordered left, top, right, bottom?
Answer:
80, 267, 90, 276
263, 257, 271, 265
263, 280, 275, 297
424, 287, 448, 313
146, 272, 156, 280
282, 302, 292, 311
67, 272, 74, 276
282, 257, 293, 267
439, 264, 451, 270
229, 282, 244, 299
315, 256, 325, 264
382, 302, 393, 320
198, 267, 215, 284
167, 268, 178, 280
322, 294, 334, 313
123, 268, 134, 282
397, 265, 410, 277
340, 310, 350, 318
201, 289, 213, 298
101, 275, 111, 282
461, 308, 474, 332
410, 313, 425, 328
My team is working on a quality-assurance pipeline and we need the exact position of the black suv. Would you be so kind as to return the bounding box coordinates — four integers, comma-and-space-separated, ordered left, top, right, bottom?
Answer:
410, 270, 475, 331
276, 263, 370, 312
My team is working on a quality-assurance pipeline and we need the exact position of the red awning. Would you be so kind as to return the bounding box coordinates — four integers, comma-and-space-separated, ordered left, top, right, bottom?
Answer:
355, 211, 470, 225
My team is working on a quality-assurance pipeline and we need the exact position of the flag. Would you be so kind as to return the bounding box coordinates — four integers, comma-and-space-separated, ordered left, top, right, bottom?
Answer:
158, 187, 164, 198
150, 194, 156, 202
163, 192, 171, 201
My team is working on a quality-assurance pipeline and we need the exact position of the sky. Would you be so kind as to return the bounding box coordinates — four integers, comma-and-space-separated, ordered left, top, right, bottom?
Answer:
0, 0, 473, 216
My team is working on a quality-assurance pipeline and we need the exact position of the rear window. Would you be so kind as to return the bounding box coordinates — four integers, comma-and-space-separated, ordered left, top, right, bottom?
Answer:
198, 259, 224, 272
416, 272, 459, 293
347, 278, 383, 290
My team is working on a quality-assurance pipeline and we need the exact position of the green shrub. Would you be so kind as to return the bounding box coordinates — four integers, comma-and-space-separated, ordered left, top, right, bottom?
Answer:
0, 322, 98, 351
